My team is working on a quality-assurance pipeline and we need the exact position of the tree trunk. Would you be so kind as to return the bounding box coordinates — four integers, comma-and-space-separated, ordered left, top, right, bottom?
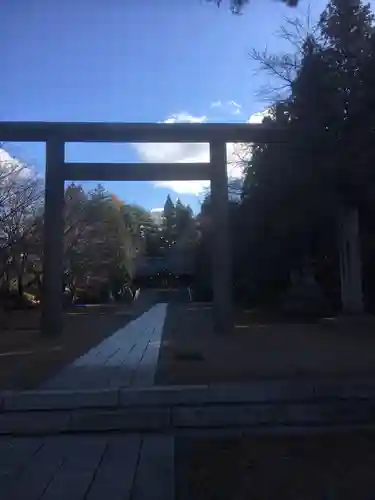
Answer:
17, 273, 23, 297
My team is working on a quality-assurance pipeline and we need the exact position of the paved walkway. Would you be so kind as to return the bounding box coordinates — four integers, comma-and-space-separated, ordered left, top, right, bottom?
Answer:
43, 304, 167, 390
0, 434, 174, 500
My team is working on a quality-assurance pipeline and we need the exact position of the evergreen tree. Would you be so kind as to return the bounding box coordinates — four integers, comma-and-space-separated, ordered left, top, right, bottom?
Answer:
195, 0, 375, 305
163, 195, 176, 248
175, 199, 194, 236
213, 0, 299, 14
318, 0, 375, 204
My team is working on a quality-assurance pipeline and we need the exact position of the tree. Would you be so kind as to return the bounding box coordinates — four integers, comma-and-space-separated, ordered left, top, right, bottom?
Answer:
194, 0, 375, 308
162, 195, 176, 249
122, 203, 154, 258
163, 195, 174, 223
318, 0, 375, 307
212, 0, 299, 15
77, 185, 132, 300
0, 149, 43, 297
59, 183, 143, 303
63, 184, 89, 300
175, 199, 194, 237
319, 0, 375, 206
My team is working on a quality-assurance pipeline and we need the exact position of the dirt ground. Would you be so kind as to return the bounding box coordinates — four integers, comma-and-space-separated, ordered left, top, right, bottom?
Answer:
155, 304, 375, 385
175, 431, 375, 500
0, 305, 133, 390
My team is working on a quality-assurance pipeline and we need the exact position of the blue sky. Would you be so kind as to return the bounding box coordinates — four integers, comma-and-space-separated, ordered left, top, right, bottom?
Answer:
2, 0, 333, 211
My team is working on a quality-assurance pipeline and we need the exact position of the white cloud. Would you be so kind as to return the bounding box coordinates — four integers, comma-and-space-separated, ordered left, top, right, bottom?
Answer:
228, 100, 242, 115
136, 141, 209, 165
133, 112, 210, 195
248, 109, 271, 123
133, 108, 271, 196
0, 148, 32, 179
210, 100, 222, 108
210, 100, 242, 116
0, 148, 21, 169
154, 180, 209, 196
0, 149, 12, 163
150, 207, 163, 212
163, 112, 206, 124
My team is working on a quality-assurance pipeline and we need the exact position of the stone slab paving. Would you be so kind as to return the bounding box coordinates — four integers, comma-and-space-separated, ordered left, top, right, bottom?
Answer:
0, 434, 174, 500
132, 434, 174, 500
43, 304, 167, 390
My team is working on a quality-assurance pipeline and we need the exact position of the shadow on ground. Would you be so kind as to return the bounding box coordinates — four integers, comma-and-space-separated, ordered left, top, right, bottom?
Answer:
156, 303, 375, 385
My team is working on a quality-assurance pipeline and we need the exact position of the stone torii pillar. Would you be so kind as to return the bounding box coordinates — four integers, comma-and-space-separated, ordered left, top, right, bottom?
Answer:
210, 141, 233, 334
41, 140, 65, 337
338, 205, 364, 314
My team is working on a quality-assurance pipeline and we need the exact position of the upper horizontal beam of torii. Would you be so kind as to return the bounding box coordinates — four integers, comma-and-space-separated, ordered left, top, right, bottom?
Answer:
0, 121, 289, 143
64, 162, 212, 182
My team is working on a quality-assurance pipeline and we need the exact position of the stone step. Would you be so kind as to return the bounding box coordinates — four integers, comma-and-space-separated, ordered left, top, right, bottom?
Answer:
4, 379, 375, 412
2, 394, 375, 435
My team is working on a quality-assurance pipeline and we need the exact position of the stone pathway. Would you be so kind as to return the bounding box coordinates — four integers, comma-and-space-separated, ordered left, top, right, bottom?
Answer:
43, 304, 167, 390
0, 434, 174, 500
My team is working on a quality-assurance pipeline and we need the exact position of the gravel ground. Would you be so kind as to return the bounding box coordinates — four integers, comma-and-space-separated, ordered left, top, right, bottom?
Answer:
176, 431, 375, 500
156, 303, 375, 385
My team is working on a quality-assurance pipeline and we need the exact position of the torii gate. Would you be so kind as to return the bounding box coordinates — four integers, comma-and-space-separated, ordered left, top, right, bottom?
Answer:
0, 122, 363, 336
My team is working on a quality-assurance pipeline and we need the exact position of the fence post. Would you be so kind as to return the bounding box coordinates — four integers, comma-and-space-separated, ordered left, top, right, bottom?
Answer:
41, 139, 65, 336
210, 141, 233, 334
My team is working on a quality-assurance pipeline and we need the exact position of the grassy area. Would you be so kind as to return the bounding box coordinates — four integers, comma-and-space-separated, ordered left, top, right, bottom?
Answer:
0, 305, 133, 390
155, 303, 375, 385
175, 431, 375, 500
